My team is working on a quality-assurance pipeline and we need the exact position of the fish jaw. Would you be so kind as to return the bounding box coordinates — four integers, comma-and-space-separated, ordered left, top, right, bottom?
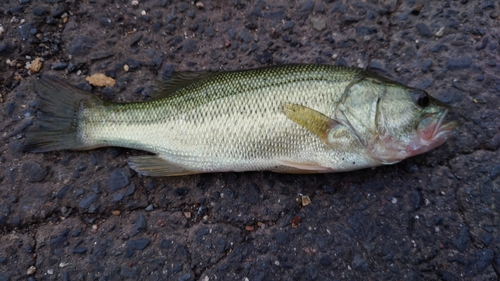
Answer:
406, 110, 460, 156
367, 110, 459, 165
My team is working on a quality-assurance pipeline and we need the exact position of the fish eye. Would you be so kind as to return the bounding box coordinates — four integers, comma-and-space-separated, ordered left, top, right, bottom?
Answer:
411, 90, 430, 108
418, 96, 430, 107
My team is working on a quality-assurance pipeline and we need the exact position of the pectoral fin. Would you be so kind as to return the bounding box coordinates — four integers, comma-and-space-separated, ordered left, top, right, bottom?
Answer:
127, 155, 198, 177
283, 103, 341, 143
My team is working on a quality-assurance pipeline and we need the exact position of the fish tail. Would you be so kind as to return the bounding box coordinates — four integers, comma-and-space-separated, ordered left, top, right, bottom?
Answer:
23, 75, 103, 152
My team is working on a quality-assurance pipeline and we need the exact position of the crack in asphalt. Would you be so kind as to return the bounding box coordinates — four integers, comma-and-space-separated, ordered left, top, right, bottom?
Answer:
28, 228, 38, 276
1, 153, 497, 278
450, 161, 500, 277
193, 198, 300, 279
446, 156, 474, 243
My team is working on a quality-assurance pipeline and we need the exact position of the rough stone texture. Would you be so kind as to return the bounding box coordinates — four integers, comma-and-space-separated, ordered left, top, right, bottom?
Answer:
0, 0, 499, 280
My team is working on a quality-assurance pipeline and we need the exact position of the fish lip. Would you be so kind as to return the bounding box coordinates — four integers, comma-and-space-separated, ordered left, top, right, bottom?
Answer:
403, 109, 459, 157
432, 109, 460, 141
418, 109, 459, 143
369, 109, 459, 165
434, 119, 460, 140
432, 109, 448, 138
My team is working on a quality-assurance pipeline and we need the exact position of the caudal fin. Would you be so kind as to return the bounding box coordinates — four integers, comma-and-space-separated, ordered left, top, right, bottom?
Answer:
24, 75, 103, 152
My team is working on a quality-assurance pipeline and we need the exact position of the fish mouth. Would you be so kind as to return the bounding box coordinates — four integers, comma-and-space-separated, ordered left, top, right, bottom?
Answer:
411, 109, 459, 154
432, 110, 460, 141
366, 109, 459, 165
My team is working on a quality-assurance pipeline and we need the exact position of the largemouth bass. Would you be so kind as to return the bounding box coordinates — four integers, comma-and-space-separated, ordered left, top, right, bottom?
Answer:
24, 64, 458, 176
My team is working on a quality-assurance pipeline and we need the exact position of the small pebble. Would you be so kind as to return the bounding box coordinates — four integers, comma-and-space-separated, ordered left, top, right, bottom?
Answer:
301, 195, 311, 206
283, 21, 295, 31
69, 36, 94, 56
109, 169, 130, 191
452, 226, 469, 252
26, 57, 43, 73
112, 193, 123, 202
310, 17, 325, 31
275, 230, 288, 244
27, 266, 36, 275
52, 62, 67, 70
299, 0, 314, 14
320, 255, 332, 266
21, 162, 48, 183
127, 238, 151, 250
477, 249, 494, 273
134, 212, 147, 232
447, 57, 472, 71
99, 17, 112, 27
123, 64, 130, 72
435, 27, 445, 37
78, 193, 98, 209
415, 23, 432, 38
0, 43, 9, 54
421, 59, 433, 72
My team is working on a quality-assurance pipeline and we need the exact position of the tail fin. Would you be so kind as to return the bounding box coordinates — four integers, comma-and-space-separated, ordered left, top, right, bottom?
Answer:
24, 75, 103, 152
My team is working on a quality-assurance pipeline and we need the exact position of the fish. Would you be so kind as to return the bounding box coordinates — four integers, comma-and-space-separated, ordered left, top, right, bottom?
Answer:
23, 64, 459, 176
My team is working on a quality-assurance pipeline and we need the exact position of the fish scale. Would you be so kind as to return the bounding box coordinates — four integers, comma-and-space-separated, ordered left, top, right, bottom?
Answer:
84, 66, 353, 172
24, 64, 458, 176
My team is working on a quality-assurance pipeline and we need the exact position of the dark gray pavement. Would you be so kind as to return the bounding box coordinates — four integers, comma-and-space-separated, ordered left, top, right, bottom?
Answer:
0, 0, 499, 280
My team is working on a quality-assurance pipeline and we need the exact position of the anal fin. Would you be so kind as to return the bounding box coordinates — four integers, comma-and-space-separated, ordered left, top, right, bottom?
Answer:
273, 160, 332, 174
127, 155, 197, 177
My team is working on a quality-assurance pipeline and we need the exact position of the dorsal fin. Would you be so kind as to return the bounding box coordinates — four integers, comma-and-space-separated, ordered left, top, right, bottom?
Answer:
150, 71, 218, 100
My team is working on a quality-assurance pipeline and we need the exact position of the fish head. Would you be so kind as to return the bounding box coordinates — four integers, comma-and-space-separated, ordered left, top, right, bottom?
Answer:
363, 85, 459, 164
